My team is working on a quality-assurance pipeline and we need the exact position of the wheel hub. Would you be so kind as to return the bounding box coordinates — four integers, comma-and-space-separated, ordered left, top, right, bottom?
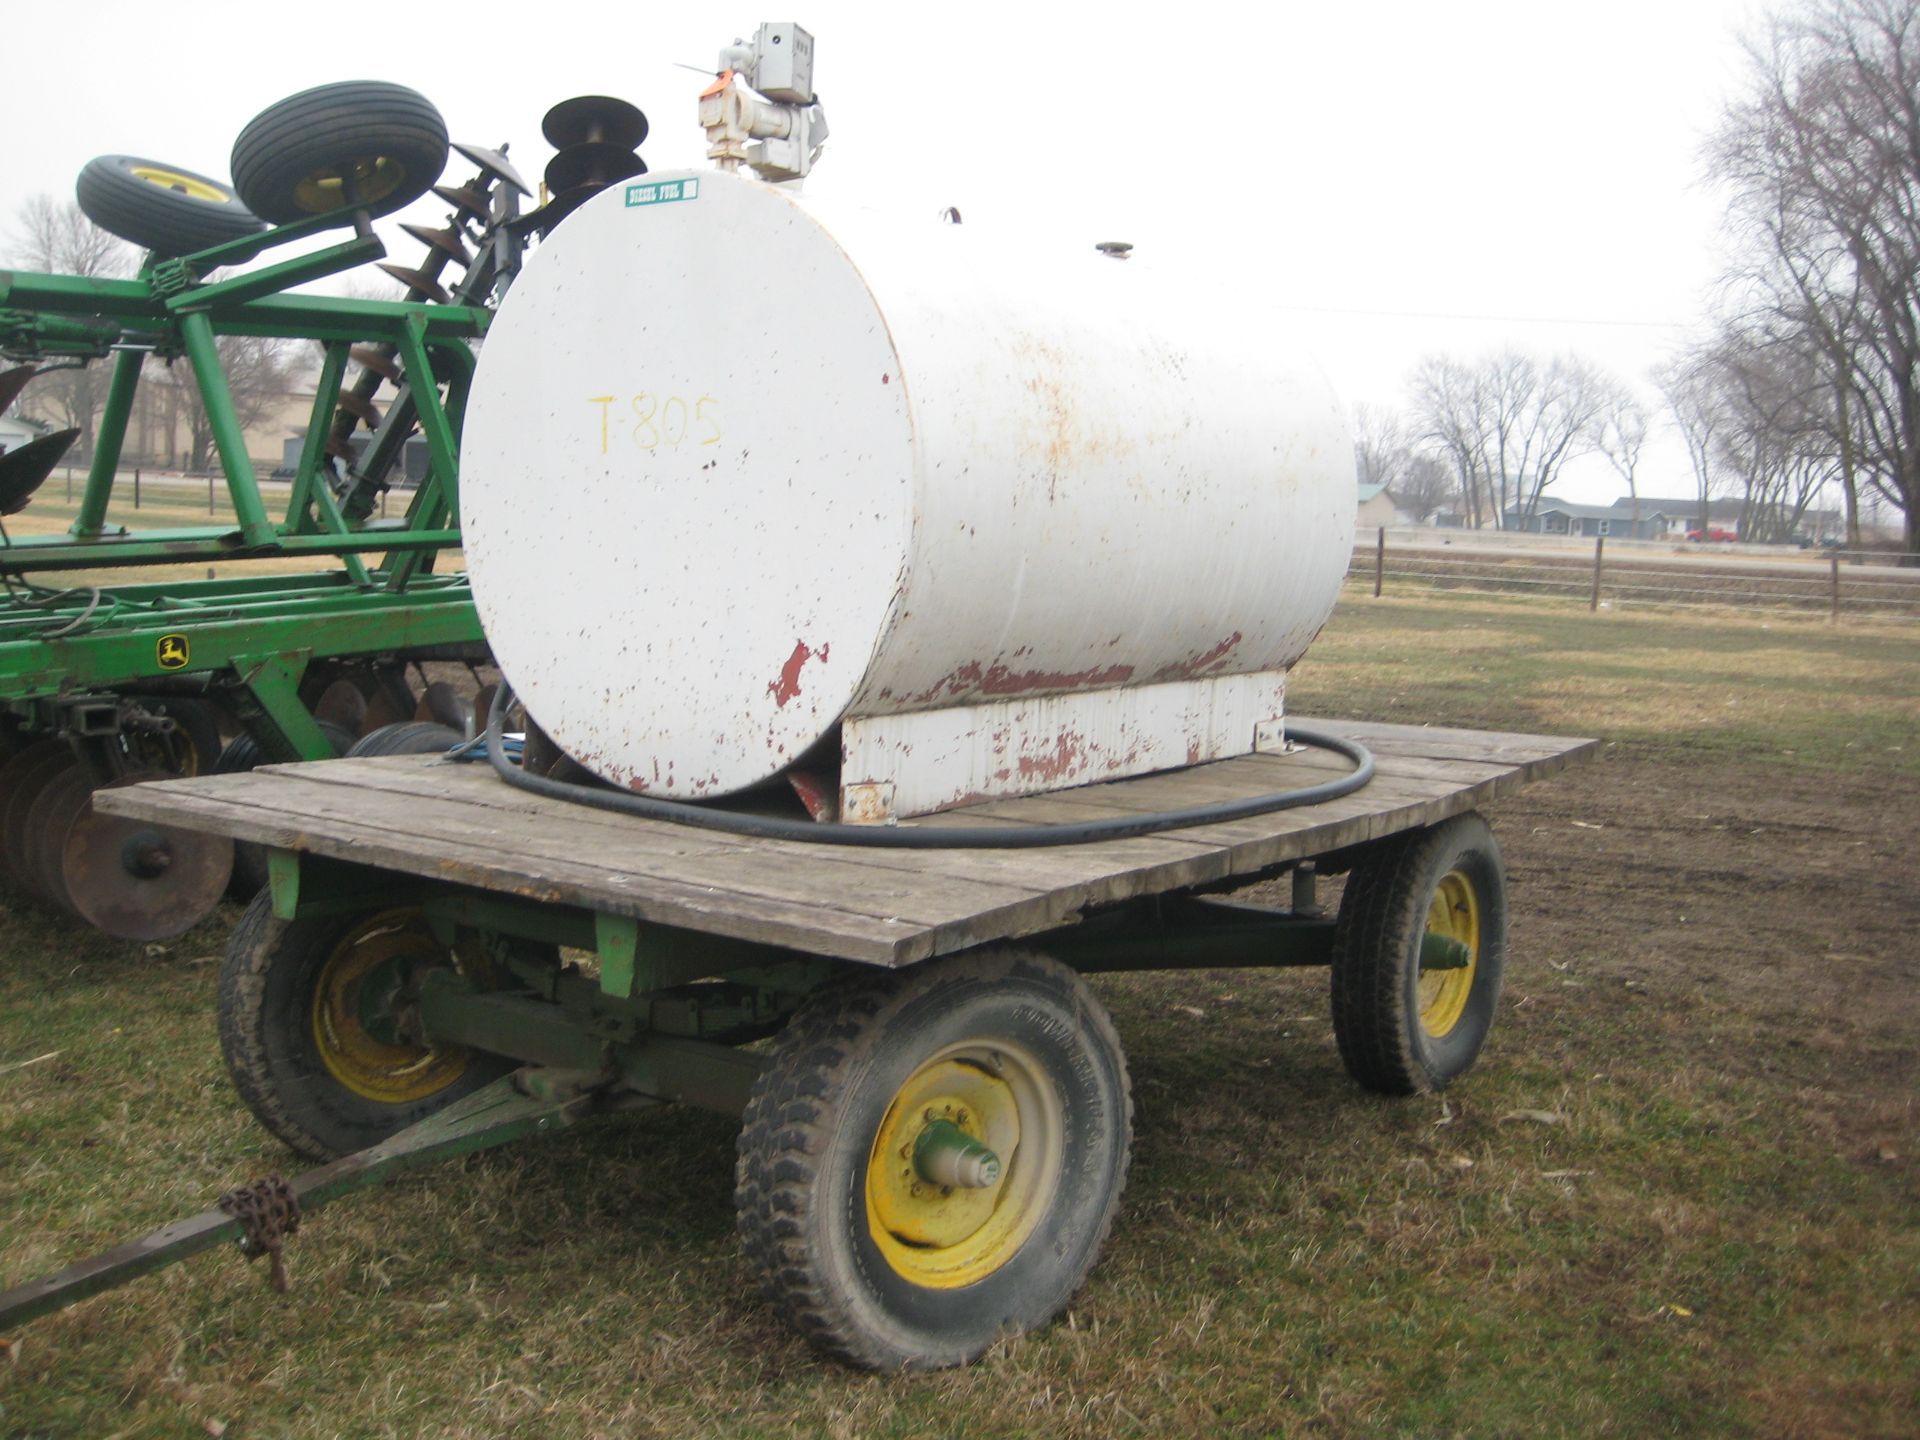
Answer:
865, 1044, 1063, 1289
311, 912, 474, 1103
1417, 870, 1480, 1037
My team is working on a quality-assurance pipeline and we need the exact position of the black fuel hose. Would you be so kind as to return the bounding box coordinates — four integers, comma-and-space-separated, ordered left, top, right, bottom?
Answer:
480, 682, 1373, 849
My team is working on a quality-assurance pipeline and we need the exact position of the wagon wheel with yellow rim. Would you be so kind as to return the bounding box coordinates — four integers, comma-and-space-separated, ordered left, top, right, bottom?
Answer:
735, 948, 1132, 1369
75, 155, 265, 257
218, 895, 535, 1160
1329, 811, 1508, 1095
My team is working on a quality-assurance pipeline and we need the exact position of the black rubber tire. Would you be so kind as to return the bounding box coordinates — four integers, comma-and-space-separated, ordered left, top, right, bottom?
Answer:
218, 893, 516, 1160
74, 154, 265, 256
231, 81, 449, 225
347, 721, 463, 757
735, 948, 1132, 1370
217, 720, 356, 896
1330, 812, 1508, 1096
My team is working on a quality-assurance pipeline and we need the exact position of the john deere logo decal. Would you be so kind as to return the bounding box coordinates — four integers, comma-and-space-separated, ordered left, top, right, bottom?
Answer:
156, 634, 190, 670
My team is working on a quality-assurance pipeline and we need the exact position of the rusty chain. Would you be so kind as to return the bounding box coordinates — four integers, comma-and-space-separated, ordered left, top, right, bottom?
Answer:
217, 1176, 301, 1293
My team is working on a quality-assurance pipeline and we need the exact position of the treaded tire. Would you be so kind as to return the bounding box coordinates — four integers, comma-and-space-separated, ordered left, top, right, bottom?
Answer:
231, 81, 448, 225
1330, 812, 1508, 1096
217, 720, 356, 896
74, 155, 265, 256
735, 948, 1132, 1370
218, 894, 515, 1160
347, 721, 463, 757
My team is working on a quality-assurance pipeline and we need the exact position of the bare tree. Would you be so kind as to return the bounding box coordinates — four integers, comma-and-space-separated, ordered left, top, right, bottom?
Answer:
1411, 349, 1609, 528
1410, 354, 1492, 527
1396, 452, 1457, 523
5, 197, 135, 460
1353, 402, 1411, 493
159, 335, 301, 474
1709, 0, 1920, 555
1596, 384, 1651, 533
1658, 349, 1732, 537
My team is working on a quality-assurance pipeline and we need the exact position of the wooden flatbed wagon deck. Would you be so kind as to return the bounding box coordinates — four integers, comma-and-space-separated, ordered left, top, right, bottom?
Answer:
97, 717, 1596, 966
15, 716, 1595, 1368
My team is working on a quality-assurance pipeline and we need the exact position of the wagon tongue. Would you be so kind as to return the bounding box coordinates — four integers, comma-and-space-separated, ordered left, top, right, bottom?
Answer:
0, 1071, 605, 1332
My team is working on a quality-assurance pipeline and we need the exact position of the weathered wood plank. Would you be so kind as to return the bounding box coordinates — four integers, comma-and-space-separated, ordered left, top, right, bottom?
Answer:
99, 719, 1599, 969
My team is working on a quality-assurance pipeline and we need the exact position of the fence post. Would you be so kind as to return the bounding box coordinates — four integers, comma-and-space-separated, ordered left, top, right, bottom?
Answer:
133, 467, 140, 508
208, 473, 215, 514
1830, 554, 1840, 624
1590, 535, 1605, 611
1373, 527, 1385, 598
65, 466, 72, 501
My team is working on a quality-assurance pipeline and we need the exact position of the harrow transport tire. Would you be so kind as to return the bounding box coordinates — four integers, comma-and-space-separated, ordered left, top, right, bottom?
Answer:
1330, 812, 1508, 1096
346, 721, 464, 757
735, 948, 1132, 1370
219, 895, 517, 1161
231, 82, 449, 225
123, 697, 222, 777
75, 155, 265, 256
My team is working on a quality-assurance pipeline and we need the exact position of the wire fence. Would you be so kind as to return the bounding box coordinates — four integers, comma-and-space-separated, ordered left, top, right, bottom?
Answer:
1349, 529, 1920, 620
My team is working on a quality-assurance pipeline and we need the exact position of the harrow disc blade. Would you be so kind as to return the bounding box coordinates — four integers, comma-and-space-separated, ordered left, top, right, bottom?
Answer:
541, 95, 649, 152
400, 222, 472, 266
543, 142, 645, 197
313, 678, 370, 734
0, 365, 37, 416
432, 182, 490, 221
0, 428, 81, 515
376, 263, 453, 305
449, 142, 530, 197
333, 389, 383, 427
415, 680, 471, 734
24, 767, 92, 913
63, 770, 232, 941
0, 740, 79, 897
349, 346, 402, 384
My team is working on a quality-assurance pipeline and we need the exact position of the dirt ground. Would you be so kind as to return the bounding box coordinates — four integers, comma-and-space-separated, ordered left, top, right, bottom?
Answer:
1480, 752, 1918, 1168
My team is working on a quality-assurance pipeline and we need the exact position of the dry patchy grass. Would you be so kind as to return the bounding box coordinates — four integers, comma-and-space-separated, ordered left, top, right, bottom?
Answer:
1, 593, 1916, 1437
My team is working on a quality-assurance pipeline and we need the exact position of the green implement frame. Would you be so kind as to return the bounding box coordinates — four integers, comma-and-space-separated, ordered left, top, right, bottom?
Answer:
0, 202, 496, 762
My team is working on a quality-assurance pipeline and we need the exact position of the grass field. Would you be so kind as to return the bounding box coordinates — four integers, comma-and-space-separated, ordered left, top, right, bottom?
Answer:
1, 594, 1915, 1438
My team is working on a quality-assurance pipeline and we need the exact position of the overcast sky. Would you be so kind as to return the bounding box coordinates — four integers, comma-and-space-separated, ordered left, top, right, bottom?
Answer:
2, 0, 1768, 502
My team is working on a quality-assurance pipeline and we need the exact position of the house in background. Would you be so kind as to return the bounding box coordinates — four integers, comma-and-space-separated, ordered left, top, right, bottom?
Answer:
0, 414, 47, 456
1503, 500, 1671, 539
1357, 482, 1404, 529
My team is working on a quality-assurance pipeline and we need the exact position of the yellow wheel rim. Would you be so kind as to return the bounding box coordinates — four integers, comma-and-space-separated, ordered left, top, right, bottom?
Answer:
310, 910, 480, 1103
128, 166, 230, 204
1418, 870, 1480, 1038
294, 157, 407, 215
865, 1042, 1062, 1290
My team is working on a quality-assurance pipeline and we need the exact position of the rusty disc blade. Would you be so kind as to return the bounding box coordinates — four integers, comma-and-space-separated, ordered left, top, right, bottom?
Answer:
377, 263, 453, 305
349, 345, 402, 384
312, 679, 369, 734
415, 680, 471, 733
0, 740, 78, 897
450, 142, 530, 196
542, 95, 649, 152
26, 767, 93, 913
544, 142, 646, 196
432, 181, 491, 220
63, 769, 233, 941
400, 222, 472, 266
334, 389, 382, 427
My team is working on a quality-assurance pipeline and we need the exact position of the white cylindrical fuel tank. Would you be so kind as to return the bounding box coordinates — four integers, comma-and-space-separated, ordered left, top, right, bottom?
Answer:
461, 169, 1355, 799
